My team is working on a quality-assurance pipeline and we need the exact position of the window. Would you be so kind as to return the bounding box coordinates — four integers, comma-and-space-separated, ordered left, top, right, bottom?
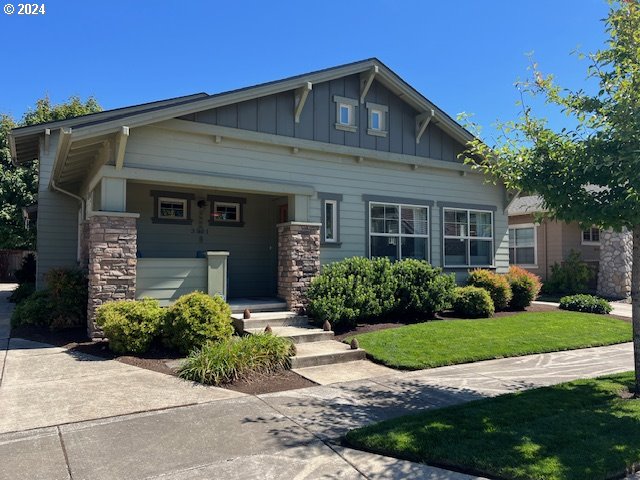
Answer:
366, 102, 388, 137
369, 203, 429, 261
159, 197, 187, 219
213, 202, 240, 222
333, 95, 358, 132
319, 192, 342, 245
324, 200, 338, 243
509, 224, 537, 266
443, 208, 494, 267
582, 226, 601, 245
151, 190, 194, 224
208, 195, 246, 227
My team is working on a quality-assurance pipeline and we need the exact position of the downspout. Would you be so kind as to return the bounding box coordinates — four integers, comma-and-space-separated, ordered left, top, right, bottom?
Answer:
51, 180, 85, 262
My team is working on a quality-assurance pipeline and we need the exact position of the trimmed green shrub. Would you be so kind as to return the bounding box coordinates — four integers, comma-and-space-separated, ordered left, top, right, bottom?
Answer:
307, 257, 398, 328
164, 292, 234, 354
96, 299, 165, 354
543, 251, 592, 294
392, 259, 456, 317
506, 266, 542, 310
10, 268, 87, 329
178, 333, 295, 385
45, 268, 88, 329
559, 294, 612, 315
467, 269, 512, 311
10, 291, 50, 327
9, 282, 35, 304
452, 286, 495, 318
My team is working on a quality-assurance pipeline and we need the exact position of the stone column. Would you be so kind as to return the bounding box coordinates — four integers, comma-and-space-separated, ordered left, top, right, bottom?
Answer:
597, 228, 632, 299
277, 222, 321, 312
86, 213, 139, 338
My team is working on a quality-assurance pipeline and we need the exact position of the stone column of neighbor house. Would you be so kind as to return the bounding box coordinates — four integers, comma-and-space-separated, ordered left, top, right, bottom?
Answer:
277, 222, 321, 312
597, 228, 633, 299
86, 213, 138, 338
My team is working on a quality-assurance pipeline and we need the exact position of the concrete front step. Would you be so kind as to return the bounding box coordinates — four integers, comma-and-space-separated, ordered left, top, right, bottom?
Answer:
244, 325, 334, 344
290, 340, 367, 369
232, 311, 309, 332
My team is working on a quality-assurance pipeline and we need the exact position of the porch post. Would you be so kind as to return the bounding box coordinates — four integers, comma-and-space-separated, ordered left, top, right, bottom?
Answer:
277, 221, 321, 312
86, 212, 140, 338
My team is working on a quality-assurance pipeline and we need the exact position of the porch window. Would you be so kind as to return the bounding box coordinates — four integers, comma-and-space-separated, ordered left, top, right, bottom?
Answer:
158, 197, 187, 220
208, 195, 246, 227
443, 208, 494, 267
369, 202, 429, 261
319, 192, 342, 246
582, 226, 601, 245
150, 190, 194, 225
509, 224, 537, 266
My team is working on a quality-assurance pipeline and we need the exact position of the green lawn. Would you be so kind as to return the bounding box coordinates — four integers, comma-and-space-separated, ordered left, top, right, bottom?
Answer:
346, 372, 640, 480
347, 312, 631, 370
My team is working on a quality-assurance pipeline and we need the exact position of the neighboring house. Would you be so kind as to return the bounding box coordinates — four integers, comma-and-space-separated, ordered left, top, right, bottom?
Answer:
9, 58, 510, 336
507, 194, 632, 298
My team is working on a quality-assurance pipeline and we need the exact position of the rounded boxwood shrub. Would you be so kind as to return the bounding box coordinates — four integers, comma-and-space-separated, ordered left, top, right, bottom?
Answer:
392, 259, 456, 317
452, 286, 495, 318
164, 292, 234, 354
307, 257, 398, 328
467, 269, 512, 311
11, 291, 51, 327
9, 282, 35, 304
506, 266, 542, 310
96, 298, 165, 354
559, 294, 612, 315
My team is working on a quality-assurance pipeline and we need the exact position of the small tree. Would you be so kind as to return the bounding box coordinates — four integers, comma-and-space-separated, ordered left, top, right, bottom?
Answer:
0, 96, 101, 249
463, 1, 640, 392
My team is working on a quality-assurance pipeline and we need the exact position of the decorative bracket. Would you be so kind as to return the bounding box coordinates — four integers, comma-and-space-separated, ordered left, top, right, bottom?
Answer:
114, 126, 130, 170
415, 109, 435, 144
360, 66, 378, 103
294, 82, 312, 123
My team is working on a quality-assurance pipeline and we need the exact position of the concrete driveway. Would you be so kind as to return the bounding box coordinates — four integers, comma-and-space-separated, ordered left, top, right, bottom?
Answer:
0, 283, 636, 479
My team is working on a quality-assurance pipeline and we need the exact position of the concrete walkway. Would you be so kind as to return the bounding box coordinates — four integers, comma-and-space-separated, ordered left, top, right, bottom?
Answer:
1, 283, 636, 479
534, 299, 633, 318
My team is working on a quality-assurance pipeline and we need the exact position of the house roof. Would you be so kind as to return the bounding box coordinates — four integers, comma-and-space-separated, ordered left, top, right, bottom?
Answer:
9, 58, 475, 166
507, 195, 547, 216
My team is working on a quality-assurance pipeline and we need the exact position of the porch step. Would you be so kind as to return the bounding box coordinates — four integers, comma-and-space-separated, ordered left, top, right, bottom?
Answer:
289, 341, 367, 369
244, 325, 335, 344
229, 298, 287, 314
232, 311, 309, 332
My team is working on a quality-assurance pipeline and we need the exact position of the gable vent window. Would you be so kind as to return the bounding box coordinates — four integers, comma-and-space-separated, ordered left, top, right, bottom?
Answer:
366, 102, 388, 137
333, 96, 358, 132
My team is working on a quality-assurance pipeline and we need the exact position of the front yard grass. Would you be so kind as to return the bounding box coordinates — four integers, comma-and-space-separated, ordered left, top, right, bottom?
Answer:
346, 372, 640, 480
346, 311, 631, 370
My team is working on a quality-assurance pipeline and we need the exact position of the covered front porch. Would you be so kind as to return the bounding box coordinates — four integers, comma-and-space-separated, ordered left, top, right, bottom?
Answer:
82, 167, 320, 337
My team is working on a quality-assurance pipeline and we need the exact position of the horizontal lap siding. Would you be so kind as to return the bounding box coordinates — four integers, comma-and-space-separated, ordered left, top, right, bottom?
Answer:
136, 258, 207, 306
126, 127, 508, 273
129, 184, 278, 298
36, 132, 81, 288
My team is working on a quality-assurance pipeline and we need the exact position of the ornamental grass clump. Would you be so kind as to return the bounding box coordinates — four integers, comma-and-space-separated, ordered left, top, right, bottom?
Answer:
178, 333, 295, 385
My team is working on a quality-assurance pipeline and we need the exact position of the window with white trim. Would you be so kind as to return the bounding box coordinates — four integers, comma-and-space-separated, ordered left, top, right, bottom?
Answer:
366, 102, 388, 136
212, 202, 240, 223
324, 200, 338, 243
333, 95, 358, 132
582, 226, 601, 245
369, 203, 429, 261
509, 224, 537, 266
443, 208, 494, 267
158, 197, 187, 220
339, 104, 353, 126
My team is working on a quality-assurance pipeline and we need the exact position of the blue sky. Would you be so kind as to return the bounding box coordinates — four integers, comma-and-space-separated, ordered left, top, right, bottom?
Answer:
0, 0, 609, 139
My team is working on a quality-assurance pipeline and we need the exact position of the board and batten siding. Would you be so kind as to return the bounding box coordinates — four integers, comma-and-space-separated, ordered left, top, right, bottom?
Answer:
128, 184, 279, 298
36, 131, 81, 287
180, 76, 464, 164
123, 126, 509, 275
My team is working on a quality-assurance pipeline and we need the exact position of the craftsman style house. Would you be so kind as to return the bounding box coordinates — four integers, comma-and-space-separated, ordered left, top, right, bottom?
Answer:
9, 59, 510, 336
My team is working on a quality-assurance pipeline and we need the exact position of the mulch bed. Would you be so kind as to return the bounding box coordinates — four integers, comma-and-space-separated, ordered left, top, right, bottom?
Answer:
9, 325, 316, 393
